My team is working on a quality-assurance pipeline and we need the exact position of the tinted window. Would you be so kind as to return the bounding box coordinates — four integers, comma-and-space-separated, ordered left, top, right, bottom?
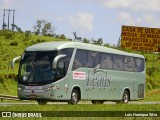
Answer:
101, 53, 113, 69
73, 49, 88, 69
134, 58, 144, 72
19, 51, 58, 85
59, 48, 74, 73
124, 56, 136, 72
73, 49, 144, 72
113, 55, 124, 71
88, 51, 100, 68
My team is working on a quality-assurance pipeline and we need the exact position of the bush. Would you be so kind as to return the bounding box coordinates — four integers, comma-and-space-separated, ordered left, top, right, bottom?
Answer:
10, 41, 18, 46
30, 39, 46, 46
59, 34, 66, 39
3, 30, 16, 39
23, 31, 32, 41
0, 73, 18, 82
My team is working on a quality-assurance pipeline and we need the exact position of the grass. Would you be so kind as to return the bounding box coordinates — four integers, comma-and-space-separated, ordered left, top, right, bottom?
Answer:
0, 104, 160, 120
0, 30, 67, 74
0, 104, 160, 111
0, 79, 17, 96
0, 30, 160, 120
142, 89, 160, 101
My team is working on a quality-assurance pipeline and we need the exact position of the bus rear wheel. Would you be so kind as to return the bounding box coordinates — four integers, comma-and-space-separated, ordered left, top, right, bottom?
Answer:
122, 90, 129, 103
37, 100, 47, 105
68, 89, 79, 105
91, 100, 104, 104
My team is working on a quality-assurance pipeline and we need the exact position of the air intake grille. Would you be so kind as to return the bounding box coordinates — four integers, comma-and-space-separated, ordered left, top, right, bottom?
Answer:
138, 84, 145, 98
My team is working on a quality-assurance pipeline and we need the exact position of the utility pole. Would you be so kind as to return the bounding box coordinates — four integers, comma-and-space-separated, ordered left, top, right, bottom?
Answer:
12, 9, 15, 31
7, 9, 10, 30
2, 9, 5, 30
2, 9, 15, 30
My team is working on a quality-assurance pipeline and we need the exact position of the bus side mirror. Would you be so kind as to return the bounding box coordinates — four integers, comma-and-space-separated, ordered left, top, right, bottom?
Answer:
53, 54, 66, 69
12, 56, 21, 69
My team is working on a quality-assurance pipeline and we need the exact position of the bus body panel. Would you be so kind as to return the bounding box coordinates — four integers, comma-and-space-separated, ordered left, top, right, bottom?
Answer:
17, 41, 145, 102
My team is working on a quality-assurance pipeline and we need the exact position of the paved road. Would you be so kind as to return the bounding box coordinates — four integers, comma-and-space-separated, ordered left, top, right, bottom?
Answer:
0, 101, 160, 106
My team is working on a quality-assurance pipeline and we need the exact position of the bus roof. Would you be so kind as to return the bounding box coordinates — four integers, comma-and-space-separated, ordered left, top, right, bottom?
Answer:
25, 41, 144, 58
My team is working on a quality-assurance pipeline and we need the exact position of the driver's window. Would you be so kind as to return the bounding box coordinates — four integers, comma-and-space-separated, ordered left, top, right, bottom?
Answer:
57, 59, 65, 78
58, 48, 74, 73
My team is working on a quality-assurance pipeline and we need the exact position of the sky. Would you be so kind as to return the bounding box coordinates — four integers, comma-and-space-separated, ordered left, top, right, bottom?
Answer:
0, 0, 160, 45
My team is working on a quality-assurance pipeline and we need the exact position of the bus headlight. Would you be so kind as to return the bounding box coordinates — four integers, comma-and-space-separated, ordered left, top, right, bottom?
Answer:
18, 87, 23, 91
44, 86, 56, 91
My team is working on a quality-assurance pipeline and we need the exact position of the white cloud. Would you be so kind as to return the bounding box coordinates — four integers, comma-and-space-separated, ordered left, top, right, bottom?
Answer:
1, 0, 23, 9
118, 11, 131, 21
100, 0, 129, 9
141, 15, 160, 27
118, 11, 136, 25
94, 0, 160, 28
117, 11, 160, 28
67, 12, 93, 32
95, 0, 160, 12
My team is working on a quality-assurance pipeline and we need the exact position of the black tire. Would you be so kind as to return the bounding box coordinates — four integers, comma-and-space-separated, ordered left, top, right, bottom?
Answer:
91, 100, 104, 104
37, 100, 47, 105
68, 89, 79, 105
122, 90, 129, 103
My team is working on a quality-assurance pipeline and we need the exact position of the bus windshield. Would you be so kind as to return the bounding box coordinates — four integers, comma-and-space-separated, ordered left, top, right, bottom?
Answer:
18, 51, 58, 85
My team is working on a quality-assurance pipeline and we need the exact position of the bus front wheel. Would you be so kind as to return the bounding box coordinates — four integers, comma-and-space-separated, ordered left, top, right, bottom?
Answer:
68, 89, 79, 105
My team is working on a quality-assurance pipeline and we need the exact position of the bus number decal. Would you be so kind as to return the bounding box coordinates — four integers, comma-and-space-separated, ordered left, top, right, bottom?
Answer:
73, 71, 86, 80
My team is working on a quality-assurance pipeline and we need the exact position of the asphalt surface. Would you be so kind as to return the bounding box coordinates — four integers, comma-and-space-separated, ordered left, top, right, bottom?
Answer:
0, 101, 160, 106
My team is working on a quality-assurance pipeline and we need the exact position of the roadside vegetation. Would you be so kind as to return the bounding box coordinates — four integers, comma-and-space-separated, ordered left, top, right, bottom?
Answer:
0, 30, 160, 90
0, 29, 160, 120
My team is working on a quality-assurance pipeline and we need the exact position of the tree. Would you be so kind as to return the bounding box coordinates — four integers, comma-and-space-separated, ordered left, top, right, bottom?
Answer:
97, 38, 103, 45
92, 38, 103, 46
59, 34, 66, 39
10, 24, 22, 32
33, 19, 55, 36
73, 32, 82, 41
2, 23, 7, 30
33, 20, 43, 35
82, 38, 90, 43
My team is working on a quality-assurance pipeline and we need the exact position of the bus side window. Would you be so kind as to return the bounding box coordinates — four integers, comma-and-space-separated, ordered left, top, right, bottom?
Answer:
59, 48, 74, 73
113, 55, 123, 71
101, 53, 112, 69
124, 56, 136, 72
88, 51, 100, 68
135, 58, 144, 72
73, 49, 88, 69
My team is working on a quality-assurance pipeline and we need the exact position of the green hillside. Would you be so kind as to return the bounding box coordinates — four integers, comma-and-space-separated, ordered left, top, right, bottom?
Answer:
0, 30, 160, 93
0, 30, 68, 91
0, 30, 67, 74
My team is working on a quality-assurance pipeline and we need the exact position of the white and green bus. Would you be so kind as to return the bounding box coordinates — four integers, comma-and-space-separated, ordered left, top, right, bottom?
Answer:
12, 42, 145, 105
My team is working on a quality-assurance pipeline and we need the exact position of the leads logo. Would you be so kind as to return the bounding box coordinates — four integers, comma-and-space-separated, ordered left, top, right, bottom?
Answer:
87, 65, 111, 88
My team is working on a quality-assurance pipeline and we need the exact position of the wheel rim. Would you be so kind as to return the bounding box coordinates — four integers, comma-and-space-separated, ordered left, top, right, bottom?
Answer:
124, 93, 128, 103
72, 93, 77, 103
